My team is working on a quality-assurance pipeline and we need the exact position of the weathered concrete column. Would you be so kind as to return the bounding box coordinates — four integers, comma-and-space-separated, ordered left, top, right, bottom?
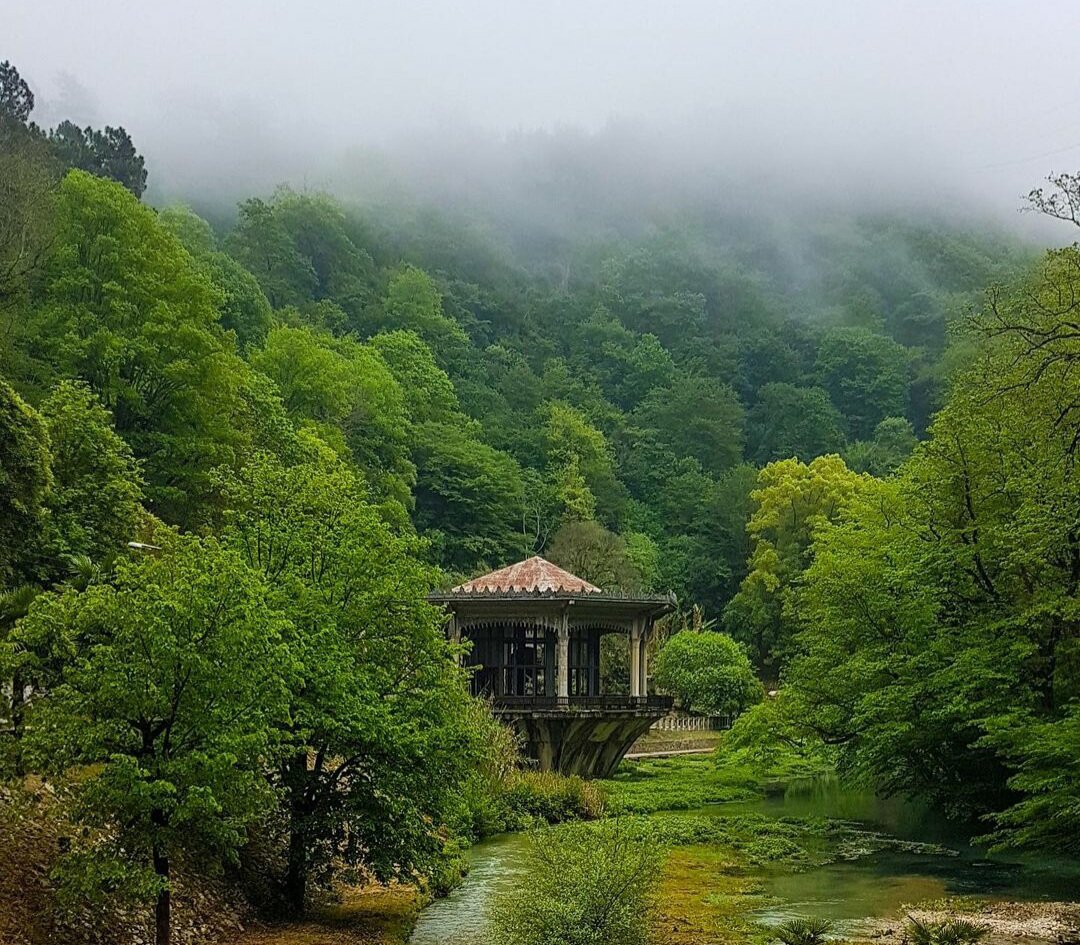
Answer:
557, 613, 569, 699
639, 628, 649, 695
629, 622, 641, 698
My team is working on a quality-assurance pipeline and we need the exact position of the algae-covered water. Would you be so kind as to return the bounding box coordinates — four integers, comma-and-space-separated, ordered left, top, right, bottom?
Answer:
408, 775, 1080, 944
738, 777, 1080, 935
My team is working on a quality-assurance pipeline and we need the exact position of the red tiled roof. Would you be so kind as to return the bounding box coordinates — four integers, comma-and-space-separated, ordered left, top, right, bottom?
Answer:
453, 556, 601, 594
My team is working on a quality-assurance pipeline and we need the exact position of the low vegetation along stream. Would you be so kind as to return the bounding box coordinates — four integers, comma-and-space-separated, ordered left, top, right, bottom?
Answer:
410, 758, 1080, 945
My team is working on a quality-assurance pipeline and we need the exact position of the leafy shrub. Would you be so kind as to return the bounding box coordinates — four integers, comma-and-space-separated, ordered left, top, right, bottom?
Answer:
652, 630, 763, 715
500, 771, 606, 829
605, 755, 759, 813
775, 917, 834, 945
744, 835, 806, 864
904, 916, 989, 945
489, 820, 661, 945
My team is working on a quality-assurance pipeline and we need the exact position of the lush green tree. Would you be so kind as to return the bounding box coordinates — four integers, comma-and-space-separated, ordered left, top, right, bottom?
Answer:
815, 326, 909, 439
541, 401, 624, 523
571, 308, 676, 409
23, 171, 247, 526
724, 455, 868, 674
787, 248, 1080, 831
844, 416, 918, 476
48, 121, 147, 197
983, 705, 1080, 855
379, 264, 472, 371
653, 630, 762, 715
0, 60, 34, 126
161, 204, 275, 348
15, 536, 291, 945
0, 377, 51, 585
635, 376, 745, 475
371, 329, 461, 423
413, 421, 525, 573
251, 325, 414, 505
38, 380, 144, 577
547, 520, 644, 590
0, 133, 56, 318
748, 383, 845, 464
158, 204, 217, 255
226, 196, 317, 308
215, 451, 486, 910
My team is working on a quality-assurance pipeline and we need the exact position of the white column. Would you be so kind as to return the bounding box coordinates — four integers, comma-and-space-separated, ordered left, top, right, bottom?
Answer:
629, 623, 641, 698
557, 615, 569, 700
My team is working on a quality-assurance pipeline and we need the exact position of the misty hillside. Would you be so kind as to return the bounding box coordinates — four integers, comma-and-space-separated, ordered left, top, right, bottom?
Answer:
6, 4, 1080, 942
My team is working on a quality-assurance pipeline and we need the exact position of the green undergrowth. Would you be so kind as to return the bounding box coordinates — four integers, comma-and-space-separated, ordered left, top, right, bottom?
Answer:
604, 737, 834, 815
605, 754, 761, 813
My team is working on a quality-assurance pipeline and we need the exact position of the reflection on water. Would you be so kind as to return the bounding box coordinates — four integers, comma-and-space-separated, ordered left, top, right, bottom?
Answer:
408, 776, 1080, 944
737, 777, 1080, 934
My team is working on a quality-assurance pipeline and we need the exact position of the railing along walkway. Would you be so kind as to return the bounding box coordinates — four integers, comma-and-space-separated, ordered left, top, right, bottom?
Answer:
491, 694, 673, 711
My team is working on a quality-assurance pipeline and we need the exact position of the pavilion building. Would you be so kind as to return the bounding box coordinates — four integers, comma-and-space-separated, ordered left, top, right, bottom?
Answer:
429, 556, 674, 778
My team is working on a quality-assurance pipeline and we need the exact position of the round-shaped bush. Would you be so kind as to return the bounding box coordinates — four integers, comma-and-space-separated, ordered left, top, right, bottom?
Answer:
653, 631, 762, 715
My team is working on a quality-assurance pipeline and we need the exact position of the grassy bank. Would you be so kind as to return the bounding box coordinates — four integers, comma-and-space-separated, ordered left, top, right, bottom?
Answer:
606, 742, 833, 814
235, 886, 421, 945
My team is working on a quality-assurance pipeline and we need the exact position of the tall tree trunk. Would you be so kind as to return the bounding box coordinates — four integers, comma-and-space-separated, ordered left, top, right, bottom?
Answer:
9, 670, 25, 775
282, 752, 311, 915
284, 822, 308, 915
152, 843, 170, 945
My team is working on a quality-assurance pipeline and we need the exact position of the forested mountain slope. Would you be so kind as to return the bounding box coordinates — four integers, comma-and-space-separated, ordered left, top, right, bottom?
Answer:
3, 104, 1036, 626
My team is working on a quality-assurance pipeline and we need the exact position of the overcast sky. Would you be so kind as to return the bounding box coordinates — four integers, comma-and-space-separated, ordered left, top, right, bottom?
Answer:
7, 1, 1080, 226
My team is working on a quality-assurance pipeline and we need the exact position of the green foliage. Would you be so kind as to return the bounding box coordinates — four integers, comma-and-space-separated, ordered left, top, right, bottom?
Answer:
749, 383, 844, 464
14, 535, 291, 937
251, 324, 414, 504
38, 381, 144, 577
542, 401, 623, 523
215, 450, 487, 908
786, 246, 1080, 831
371, 329, 461, 423
0, 377, 51, 584
47, 121, 147, 197
412, 420, 525, 573
981, 703, 1080, 855
0, 60, 34, 125
815, 326, 909, 439
21, 171, 247, 525
652, 630, 762, 715
904, 916, 989, 945
635, 375, 745, 476
0, 131, 57, 317
499, 771, 606, 829
489, 821, 660, 945
547, 520, 645, 590
774, 917, 834, 945
844, 415, 918, 475
724, 455, 868, 673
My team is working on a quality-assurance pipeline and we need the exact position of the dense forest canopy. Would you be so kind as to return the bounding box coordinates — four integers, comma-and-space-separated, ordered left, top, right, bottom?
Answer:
2, 50, 1080, 940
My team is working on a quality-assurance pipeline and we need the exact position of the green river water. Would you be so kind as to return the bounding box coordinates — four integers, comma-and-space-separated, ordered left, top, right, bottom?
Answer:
409, 776, 1080, 944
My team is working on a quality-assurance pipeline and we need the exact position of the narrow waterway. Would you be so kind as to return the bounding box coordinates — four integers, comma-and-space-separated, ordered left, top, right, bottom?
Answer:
408, 776, 1080, 945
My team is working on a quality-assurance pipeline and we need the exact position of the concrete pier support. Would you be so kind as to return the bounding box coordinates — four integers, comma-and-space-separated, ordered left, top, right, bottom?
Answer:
504, 705, 665, 778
